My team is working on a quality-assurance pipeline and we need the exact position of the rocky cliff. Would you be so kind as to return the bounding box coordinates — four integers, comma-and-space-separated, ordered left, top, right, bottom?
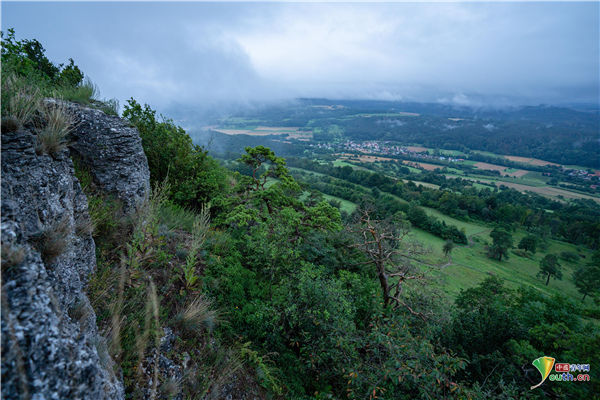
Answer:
1, 101, 150, 399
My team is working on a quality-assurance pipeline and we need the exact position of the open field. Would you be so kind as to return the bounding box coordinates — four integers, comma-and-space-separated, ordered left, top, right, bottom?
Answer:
338, 154, 395, 163
470, 162, 530, 177
505, 169, 530, 177
504, 155, 560, 167
358, 112, 420, 117
212, 126, 312, 140
403, 160, 443, 171
402, 179, 439, 189
332, 159, 371, 170
421, 207, 489, 237
289, 166, 327, 178
473, 161, 506, 172
405, 146, 429, 153
409, 224, 591, 301
322, 194, 358, 214
445, 173, 600, 203
495, 181, 600, 202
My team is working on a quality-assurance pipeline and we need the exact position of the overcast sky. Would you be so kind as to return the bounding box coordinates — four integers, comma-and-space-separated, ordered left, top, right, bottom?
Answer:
2, 1, 599, 111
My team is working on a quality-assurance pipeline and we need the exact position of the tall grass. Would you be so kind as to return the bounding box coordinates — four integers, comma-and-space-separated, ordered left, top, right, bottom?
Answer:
35, 101, 75, 156
1, 73, 42, 129
158, 202, 198, 233
56, 77, 97, 105
36, 216, 71, 264
173, 295, 218, 336
181, 204, 210, 289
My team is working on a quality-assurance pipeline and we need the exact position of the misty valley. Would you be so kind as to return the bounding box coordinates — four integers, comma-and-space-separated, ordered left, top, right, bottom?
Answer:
2, 2, 599, 400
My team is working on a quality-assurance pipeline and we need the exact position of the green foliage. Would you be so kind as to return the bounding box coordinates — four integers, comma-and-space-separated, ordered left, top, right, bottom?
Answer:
15, 32, 597, 399
488, 228, 513, 261
97, 98, 120, 116
443, 276, 599, 399
518, 235, 537, 254
123, 99, 227, 209
573, 251, 600, 301
537, 254, 562, 286
58, 77, 97, 105
180, 205, 210, 290
1, 29, 117, 117
1, 28, 84, 89
443, 239, 454, 257
158, 202, 198, 232
560, 250, 580, 262
73, 158, 123, 245
239, 342, 283, 395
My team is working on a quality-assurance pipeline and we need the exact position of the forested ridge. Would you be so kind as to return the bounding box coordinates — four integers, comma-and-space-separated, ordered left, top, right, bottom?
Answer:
2, 31, 599, 399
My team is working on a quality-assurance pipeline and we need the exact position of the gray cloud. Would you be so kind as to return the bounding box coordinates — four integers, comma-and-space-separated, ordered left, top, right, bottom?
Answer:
2, 2, 598, 112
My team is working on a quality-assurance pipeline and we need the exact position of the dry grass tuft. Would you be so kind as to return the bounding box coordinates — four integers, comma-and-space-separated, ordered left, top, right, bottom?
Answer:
1, 242, 26, 273
174, 295, 219, 336
1, 73, 42, 128
108, 260, 127, 361
205, 348, 244, 400
68, 299, 91, 325
160, 377, 182, 400
35, 101, 75, 156
75, 213, 95, 237
36, 216, 71, 264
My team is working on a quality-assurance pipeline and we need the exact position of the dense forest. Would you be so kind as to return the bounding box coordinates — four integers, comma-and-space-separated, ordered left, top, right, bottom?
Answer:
3, 30, 599, 400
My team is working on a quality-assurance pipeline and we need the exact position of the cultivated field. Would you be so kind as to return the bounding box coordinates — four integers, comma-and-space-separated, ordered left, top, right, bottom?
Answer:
338, 154, 395, 163
473, 161, 508, 172
402, 179, 440, 189
495, 181, 600, 202
212, 126, 312, 140
505, 169, 530, 178
504, 155, 560, 166
403, 160, 443, 171
405, 146, 429, 153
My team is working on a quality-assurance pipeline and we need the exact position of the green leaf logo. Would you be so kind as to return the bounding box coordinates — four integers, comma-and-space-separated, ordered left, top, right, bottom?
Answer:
530, 356, 555, 389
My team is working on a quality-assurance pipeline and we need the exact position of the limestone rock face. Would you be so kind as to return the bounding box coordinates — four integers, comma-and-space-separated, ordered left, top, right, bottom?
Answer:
1, 102, 149, 399
62, 100, 150, 212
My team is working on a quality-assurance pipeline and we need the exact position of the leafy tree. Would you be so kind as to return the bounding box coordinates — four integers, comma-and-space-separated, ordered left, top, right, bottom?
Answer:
517, 235, 537, 254
573, 251, 600, 301
537, 254, 562, 286
488, 228, 513, 261
1, 28, 82, 87
58, 58, 83, 87
443, 240, 454, 258
123, 99, 227, 209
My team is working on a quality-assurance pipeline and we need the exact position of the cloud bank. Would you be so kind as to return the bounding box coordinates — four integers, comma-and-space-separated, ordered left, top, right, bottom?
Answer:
3, 2, 598, 111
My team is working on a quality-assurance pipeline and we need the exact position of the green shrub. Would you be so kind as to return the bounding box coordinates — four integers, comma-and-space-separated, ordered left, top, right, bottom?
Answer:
97, 98, 119, 116
123, 99, 227, 209
158, 202, 198, 232
57, 77, 97, 105
560, 250, 580, 262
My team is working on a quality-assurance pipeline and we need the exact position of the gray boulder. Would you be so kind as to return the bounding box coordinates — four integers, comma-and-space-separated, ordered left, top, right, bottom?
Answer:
61, 100, 150, 212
